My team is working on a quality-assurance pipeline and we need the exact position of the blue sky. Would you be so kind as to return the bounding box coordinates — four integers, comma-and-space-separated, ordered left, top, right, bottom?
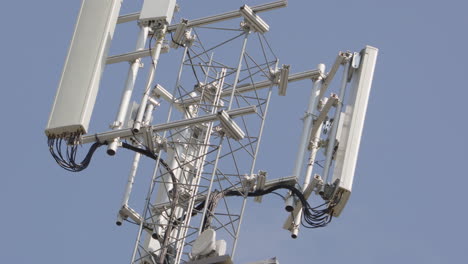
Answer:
1, 0, 467, 263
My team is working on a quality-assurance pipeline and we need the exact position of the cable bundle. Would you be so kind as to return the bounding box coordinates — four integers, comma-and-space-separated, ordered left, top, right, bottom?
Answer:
47, 135, 173, 174
300, 201, 332, 229
217, 184, 336, 229
48, 135, 104, 172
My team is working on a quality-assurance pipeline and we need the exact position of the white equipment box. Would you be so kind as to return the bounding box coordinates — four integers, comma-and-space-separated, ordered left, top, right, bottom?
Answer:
46, 0, 121, 137
139, 0, 177, 25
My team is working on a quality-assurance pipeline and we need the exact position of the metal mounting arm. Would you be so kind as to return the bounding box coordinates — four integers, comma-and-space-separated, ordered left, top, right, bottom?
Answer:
180, 69, 324, 106
116, 0, 288, 26
318, 51, 352, 101
80, 106, 257, 144
240, 5, 270, 33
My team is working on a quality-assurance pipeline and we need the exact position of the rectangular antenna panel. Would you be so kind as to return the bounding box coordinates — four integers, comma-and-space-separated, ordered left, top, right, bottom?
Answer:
331, 46, 378, 216
139, 0, 177, 25
45, 0, 122, 137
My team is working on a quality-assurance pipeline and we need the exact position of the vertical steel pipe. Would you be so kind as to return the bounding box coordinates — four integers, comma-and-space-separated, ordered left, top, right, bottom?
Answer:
285, 64, 325, 211
133, 26, 167, 133
108, 26, 149, 155
227, 32, 250, 110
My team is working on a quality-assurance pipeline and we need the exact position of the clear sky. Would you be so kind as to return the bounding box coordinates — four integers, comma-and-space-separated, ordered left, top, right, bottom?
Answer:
1, 0, 467, 263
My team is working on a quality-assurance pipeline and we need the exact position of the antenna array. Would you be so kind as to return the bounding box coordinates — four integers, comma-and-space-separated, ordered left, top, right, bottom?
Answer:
45, 1, 378, 263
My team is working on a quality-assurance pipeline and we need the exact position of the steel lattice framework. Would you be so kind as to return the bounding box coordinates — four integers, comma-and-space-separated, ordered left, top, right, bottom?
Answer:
128, 21, 280, 264
45, 1, 378, 264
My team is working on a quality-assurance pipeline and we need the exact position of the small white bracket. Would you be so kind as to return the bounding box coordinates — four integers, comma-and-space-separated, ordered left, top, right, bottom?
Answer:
195, 82, 224, 105
241, 174, 256, 193
217, 110, 245, 141
240, 5, 270, 33
277, 65, 290, 96
142, 126, 156, 153
351, 52, 361, 68
110, 121, 123, 129
347, 51, 362, 82
254, 171, 267, 203
118, 204, 143, 226
170, 19, 189, 49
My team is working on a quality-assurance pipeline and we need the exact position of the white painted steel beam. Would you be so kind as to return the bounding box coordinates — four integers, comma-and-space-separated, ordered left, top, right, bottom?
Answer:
80, 106, 257, 144
117, 0, 288, 26
180, 69, 323, 105
152, 176, 298, 212
106, 49, 152, 64
117, 13, 140, 24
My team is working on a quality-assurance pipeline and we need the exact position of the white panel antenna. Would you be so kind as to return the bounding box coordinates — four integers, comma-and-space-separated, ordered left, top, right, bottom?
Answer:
330, 46, 378, 216
45, 0, 121, 137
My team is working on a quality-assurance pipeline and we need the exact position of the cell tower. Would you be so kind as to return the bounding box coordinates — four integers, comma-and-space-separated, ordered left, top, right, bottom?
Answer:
46, 1, 378, 263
